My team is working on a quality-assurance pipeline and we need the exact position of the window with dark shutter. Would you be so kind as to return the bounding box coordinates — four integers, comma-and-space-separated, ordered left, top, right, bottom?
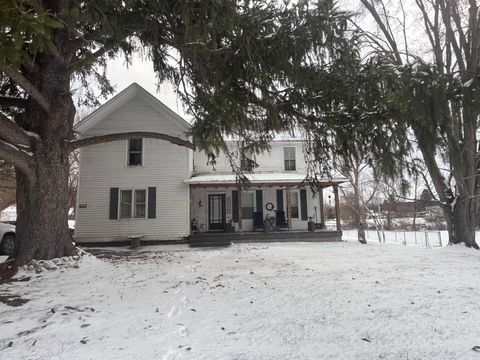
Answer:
120, 190, 133, 218
128, 138, 143, 166
134, 190, 146, 218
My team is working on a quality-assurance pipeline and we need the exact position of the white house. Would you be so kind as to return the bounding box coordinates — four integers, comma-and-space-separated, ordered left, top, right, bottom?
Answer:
74, 83, 346, 244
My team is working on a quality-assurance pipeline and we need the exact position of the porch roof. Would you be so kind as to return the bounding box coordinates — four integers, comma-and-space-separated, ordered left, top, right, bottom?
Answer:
185, 172, 348, 187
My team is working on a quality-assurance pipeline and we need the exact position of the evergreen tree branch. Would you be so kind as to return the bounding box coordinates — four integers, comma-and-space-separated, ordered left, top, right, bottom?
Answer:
0, 140, 35, 180
1, 65, 51, 113
0, 112, 34, 146
69, 42, 118, 73
68, 132, 194, 151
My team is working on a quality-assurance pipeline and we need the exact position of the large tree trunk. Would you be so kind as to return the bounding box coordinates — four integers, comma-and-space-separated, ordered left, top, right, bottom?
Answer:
13, 47, 77, 265
445, 196, 478, 249
15, 151, 76, 265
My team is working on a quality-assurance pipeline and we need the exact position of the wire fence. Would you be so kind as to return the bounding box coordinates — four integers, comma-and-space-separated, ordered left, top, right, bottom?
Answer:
342, 229, 445, 247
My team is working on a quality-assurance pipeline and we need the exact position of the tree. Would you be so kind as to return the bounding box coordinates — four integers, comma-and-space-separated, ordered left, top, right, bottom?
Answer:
355, 0, 480, 248
0, 0, 351, 264
336, 154, 379, 229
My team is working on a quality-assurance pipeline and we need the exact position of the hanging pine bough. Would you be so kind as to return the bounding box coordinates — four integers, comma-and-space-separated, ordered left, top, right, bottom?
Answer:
0, 0, 353, 264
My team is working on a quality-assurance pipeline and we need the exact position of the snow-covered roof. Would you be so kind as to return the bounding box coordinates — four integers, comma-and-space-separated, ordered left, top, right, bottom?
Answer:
185, 172, 348, 185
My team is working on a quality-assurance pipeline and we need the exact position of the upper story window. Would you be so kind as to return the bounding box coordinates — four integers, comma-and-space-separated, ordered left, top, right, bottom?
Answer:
240, 149, 255, 172
128, 138, 143, 166
283, 146, 296, 171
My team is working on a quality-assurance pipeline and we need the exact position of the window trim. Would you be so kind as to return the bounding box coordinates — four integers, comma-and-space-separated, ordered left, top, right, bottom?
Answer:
283, 146, 296, 171
126, 138, 144, 167
118, 188, 148, 219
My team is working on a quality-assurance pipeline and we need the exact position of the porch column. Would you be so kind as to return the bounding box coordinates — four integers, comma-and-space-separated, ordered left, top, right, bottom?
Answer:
286, 186, 292, 231
319, 186, 325, 226
237, 188, 243, 232
333, 184, 341, 231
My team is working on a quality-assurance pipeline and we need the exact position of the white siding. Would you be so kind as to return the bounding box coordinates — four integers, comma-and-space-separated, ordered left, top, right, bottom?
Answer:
193, 141, 307, 175
75, 96, 191, 243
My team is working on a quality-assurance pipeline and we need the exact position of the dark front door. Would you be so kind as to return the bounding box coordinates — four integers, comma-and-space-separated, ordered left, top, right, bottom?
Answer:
208, 194, 226, 231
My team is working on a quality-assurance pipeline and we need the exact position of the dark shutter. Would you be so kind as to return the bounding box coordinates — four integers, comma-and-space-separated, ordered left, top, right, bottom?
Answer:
276, 189, 284, 211
256, 190, 263, 212
300, 189, 308, 221
109, 188, 119, 219
148, 187, 156, 218
232, 190, 238, 222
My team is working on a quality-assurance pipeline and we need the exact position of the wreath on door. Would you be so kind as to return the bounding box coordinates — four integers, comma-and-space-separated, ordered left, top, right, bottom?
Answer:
265, 202, 274, 211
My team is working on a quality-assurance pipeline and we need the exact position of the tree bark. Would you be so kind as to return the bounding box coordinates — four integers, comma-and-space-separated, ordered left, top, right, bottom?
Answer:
446, 196, 478, 249
15, 155, 76, 265
12, 41, 78, 264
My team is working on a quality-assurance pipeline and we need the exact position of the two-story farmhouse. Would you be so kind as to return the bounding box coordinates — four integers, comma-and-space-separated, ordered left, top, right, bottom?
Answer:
74, 83, 346, 244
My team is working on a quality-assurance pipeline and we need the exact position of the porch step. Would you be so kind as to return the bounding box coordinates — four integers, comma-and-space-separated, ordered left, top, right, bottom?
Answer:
189, 230, 342, 245
188, 232, 232, 247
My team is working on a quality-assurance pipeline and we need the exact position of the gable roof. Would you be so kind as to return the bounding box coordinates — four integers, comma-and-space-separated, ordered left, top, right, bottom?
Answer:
74, 82, 191, 134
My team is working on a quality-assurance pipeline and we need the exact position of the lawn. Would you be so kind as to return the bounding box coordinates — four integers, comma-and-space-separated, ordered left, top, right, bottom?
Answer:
1, 242, 480, 359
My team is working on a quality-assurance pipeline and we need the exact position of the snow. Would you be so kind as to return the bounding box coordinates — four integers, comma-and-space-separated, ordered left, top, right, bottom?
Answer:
343, 229, 448, 247
0, 205, 16, 222
1, 242, 480, 359
186, 172, 348, 184
463, 78, 474, 88
24, 131, 41, 140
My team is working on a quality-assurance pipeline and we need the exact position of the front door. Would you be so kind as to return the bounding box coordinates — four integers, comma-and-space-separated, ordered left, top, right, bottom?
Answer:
208, 194, 226, 231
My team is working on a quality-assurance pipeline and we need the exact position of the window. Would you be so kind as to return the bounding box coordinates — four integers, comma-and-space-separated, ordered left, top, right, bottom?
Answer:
120, 190, 132, 218
290, 191, 299, 218
119, 189, 147, 218
240, 149, 255, 172
284, 147, 296, 171
134, 190, 146, 218
242, 192, 254, 219
128, 138, 143, 166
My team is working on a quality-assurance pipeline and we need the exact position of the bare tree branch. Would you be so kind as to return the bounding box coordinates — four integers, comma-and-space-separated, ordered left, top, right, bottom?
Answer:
439, 0, 466, 73
1, 65, 51, 113
68, 132, 194, 151
360, 0, 403, 64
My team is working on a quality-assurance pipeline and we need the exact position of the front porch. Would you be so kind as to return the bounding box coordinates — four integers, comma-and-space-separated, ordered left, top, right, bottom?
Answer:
186, 173, 346, 246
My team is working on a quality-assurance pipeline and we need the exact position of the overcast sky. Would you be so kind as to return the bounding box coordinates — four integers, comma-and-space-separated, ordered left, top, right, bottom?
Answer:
106, 55, 188, 119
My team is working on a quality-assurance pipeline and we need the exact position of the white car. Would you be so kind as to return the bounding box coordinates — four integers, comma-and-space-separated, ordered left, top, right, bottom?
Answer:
0, 222, 16, 256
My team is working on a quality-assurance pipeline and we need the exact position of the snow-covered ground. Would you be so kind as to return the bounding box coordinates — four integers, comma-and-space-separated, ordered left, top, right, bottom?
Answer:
343, 229, 480, 248
1, 242, 480, 359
